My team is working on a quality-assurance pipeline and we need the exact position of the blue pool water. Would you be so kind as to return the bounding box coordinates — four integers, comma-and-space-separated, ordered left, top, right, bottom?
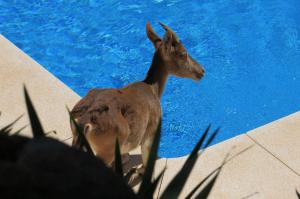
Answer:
1, 0, 300, 157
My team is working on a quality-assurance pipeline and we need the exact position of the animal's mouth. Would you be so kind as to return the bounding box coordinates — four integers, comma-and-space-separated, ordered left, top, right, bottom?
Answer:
194, 71, 204, 81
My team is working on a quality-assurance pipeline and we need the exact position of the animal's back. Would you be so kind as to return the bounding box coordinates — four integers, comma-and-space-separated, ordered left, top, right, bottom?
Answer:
71, 81, 161, 152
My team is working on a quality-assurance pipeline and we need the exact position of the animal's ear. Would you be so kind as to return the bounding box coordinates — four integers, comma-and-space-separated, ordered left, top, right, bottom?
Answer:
160, 22, 180, 51
162, 30, 173, 47
146, 22, 162, 49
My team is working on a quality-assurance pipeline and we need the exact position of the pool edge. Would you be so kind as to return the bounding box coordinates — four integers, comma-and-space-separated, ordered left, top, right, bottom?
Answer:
1, 34, 299, 198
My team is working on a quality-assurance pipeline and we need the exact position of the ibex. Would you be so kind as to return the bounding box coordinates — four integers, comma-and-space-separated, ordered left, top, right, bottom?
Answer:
70, 22, 205, 172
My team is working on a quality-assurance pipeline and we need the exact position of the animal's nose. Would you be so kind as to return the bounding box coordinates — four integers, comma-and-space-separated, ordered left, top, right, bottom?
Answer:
201, 67, 205, 75
196, 62, 205, 75
194, 66, 205, 80
195, 72, 204, 79
198, 66, 205, 75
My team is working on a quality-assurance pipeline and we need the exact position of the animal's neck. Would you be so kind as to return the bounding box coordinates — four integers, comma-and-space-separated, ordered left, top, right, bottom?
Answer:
143, 52, 168, 98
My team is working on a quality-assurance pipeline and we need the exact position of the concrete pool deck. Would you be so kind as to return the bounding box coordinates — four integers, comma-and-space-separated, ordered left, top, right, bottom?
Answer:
1, 34, 299, 198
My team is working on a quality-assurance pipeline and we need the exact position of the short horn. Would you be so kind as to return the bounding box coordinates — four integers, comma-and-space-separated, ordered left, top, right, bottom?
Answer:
159, 22, 170, 32
159, 22, 180, 43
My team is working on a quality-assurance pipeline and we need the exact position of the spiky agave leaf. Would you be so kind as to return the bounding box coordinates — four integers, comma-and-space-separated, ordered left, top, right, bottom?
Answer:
203, 127, 219, 148
185, 145, 253, 198
13, 125, 28, 135
185, 167, 220, 199
0, 114, 23, 135
190, 150, 229, 199
24, 86, 45, 138
124, 168, 136, 185
143, 167, 166, 198
160, 125, 220, 199
45, 130, 57, 135
138, 119, 162, 197
194, 167, 221, 199
114, 138, 124, 178
67, 108, 94, 156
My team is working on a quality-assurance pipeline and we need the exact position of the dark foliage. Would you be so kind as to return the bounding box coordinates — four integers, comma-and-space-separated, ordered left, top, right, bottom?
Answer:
0, 87, 136, 199
0, 86, 251, 199
0, 134, 137, 199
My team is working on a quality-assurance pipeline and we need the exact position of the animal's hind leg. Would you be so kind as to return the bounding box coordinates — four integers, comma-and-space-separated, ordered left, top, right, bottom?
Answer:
126, 130, 156, 186
140, 134, 155, 174
121, 153, 131, 172
122, 153, 130, 164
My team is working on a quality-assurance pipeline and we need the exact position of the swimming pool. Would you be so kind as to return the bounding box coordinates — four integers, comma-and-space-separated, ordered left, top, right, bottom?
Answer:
1, 0, 300, 157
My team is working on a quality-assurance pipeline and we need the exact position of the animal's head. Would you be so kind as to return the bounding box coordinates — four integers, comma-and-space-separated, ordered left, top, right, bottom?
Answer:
146, 22, 205, 81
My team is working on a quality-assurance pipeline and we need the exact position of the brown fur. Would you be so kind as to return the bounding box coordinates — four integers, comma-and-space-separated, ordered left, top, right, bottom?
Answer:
70, 22, 205, 169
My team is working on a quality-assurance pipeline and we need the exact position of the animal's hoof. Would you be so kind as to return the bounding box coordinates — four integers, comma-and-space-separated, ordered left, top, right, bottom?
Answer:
136, 164, 145, 175
125, 167, 143, 187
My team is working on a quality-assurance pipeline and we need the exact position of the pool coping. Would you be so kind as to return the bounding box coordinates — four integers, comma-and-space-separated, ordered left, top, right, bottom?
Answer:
1, 34, 299, 198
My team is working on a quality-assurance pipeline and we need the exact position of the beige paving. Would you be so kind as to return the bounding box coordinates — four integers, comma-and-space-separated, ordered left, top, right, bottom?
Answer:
247, 111, 300, 177
63, 137, 73, 145
0, 34, 80, 140
158, 134, 300, 198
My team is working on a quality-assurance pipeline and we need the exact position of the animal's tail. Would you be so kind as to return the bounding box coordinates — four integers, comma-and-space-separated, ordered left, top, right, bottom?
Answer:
70, 119, 91, 150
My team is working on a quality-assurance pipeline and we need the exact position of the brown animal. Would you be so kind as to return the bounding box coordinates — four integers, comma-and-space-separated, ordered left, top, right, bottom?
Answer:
70, 22, 205, 171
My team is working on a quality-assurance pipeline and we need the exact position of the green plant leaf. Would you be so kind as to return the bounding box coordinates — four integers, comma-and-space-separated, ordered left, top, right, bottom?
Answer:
114, 138, 124, 178
296, 190, 300, 199
24, 86, 45, 138
68, 108, 94, 156
160, 125, 219, 199
138, 119, 162, 197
